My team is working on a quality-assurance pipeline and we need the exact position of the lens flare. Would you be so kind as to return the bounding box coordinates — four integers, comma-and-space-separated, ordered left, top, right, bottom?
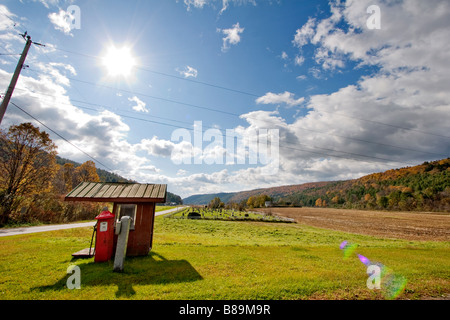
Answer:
340, 240, 408, 299
382, 272, 408, 300
339, 241, 358, 259
357, 254, 371, 266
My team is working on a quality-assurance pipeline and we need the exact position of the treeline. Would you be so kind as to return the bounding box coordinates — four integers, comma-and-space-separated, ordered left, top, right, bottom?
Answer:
206, 194, 272, 211
275, 159, 450, 212
56, 156, 131, 183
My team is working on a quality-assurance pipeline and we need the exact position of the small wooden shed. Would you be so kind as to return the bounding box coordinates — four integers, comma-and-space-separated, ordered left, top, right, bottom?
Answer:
65, 182, 167, 256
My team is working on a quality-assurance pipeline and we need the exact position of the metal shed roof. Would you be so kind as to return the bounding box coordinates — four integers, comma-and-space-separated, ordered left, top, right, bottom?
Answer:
64, 182, 167, 203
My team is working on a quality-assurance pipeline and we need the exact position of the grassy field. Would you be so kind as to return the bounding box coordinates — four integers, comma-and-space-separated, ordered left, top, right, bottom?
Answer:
0, 212, 449, 300
155, 205, 177, 212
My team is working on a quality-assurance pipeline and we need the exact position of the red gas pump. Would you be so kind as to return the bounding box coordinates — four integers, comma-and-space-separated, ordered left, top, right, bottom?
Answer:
94, 209, 115, 262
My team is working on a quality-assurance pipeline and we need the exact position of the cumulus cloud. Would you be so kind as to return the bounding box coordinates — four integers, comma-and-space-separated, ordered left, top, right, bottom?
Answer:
218, 22, 244, 52
177, 65, 198, 78
48, 9, 75, 36
128, 96, 149, 113
184, 0, 208, 11
294, 55, 305, 66
256, 91, 305, 107
0, 67, 157, 179
293, 17, 316, 48
181, 0, 257, 14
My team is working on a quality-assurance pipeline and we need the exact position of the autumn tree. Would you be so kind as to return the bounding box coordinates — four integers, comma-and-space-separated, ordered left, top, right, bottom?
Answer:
247, 196, 255, 208
52, 163, 76, 195
246, 194, 271, 208
73, 160, 100, 186
0, 123, 57, 226
208, 197, 224, 209
315, 198, 323, 207
63, 163, 75, 190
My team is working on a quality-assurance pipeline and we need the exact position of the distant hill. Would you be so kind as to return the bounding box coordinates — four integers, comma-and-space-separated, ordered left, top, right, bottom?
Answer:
183, 158, 450, 212
56, 156, 183, 204
182, 181, 335, 205
183, 192, 237, 205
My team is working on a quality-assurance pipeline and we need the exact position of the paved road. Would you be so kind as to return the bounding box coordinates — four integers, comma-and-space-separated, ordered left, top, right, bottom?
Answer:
0, 206, 187, 237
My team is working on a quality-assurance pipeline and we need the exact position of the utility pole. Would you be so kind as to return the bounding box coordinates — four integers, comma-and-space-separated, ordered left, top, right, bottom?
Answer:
0, 34, 32, 125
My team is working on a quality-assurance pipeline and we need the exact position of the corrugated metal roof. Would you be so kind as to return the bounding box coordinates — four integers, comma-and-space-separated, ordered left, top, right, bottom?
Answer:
65, 182, 167, 203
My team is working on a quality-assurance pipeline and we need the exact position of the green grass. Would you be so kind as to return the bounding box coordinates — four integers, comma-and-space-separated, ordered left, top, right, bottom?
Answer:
0, 216, 448, 300
155, 206, 177, 212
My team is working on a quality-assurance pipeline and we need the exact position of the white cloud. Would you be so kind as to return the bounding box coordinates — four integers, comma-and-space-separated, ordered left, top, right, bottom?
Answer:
294, 55, 305, 66
184, 0, 208, 11
281, 51, 288, 60
0, 68, 154, 177
128, 96, 149, 113
218, 22, 244, 52
48, 9, 75, 36
256, 91, 305, 107
293, 17, 316, 48
138, 136, 175, 158
181, 0, 257, 14
177, 65, 198, 78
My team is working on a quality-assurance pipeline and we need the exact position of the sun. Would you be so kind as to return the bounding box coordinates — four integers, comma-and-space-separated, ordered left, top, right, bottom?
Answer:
101, 45, 136, 77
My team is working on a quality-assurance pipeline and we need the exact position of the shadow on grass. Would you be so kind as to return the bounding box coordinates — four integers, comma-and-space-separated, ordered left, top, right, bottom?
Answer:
32, 251, 203, 298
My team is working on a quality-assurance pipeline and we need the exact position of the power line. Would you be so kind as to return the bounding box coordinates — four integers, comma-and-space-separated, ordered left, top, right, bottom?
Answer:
2, 15, 449, 141
13, 86, 448, 163
10, 88, 423, 167
46, 46, 450, 140
9, 101, 114, 172
3, 41, 444, 167
51, 47, 260, 98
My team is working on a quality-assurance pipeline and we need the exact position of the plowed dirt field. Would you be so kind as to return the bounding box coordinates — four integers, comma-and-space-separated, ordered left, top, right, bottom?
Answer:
257, 207, 450, 241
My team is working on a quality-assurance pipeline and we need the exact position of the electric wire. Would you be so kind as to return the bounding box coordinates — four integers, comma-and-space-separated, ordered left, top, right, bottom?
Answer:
1, 24, 446, 170
47, 46, 450, 139
18, 67, 449, 161
10, 87, 423, 167
9, 100, 114, 171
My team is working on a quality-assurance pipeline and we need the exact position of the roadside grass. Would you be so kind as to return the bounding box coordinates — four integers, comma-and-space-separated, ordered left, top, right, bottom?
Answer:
0, 216, 448, 300
155, 206, 177, 212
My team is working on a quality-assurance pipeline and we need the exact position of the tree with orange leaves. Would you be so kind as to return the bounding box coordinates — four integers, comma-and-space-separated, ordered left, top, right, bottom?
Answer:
0, 123, 57, 226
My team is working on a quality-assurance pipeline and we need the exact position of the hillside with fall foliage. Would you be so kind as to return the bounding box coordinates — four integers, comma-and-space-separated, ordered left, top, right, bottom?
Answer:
272, 158, 450, 212
185, 158, 449, 212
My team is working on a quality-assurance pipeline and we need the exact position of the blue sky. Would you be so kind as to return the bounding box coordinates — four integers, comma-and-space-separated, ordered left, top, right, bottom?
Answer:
1, 0, 449, 198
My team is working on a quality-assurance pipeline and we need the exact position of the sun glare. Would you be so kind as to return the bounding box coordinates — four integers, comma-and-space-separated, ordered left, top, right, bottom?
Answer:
102, 46, 136, 77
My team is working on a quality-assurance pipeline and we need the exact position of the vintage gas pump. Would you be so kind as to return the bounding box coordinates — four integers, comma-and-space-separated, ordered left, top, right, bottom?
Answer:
94, 208, 115, 262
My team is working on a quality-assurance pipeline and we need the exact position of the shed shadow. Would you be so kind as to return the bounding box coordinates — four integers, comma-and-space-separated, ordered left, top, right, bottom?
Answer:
32, 252, 203, 298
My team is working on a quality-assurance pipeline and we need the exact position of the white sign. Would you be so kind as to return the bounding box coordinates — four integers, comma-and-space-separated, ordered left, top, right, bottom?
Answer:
99, 221, 108, 232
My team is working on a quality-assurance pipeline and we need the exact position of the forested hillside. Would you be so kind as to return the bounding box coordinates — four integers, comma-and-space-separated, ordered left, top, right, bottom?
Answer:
184, 159, 449, 212
264, 159, 449, 212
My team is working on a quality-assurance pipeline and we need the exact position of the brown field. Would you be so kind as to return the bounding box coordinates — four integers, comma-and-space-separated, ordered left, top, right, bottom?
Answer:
257, 207, 450, 241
